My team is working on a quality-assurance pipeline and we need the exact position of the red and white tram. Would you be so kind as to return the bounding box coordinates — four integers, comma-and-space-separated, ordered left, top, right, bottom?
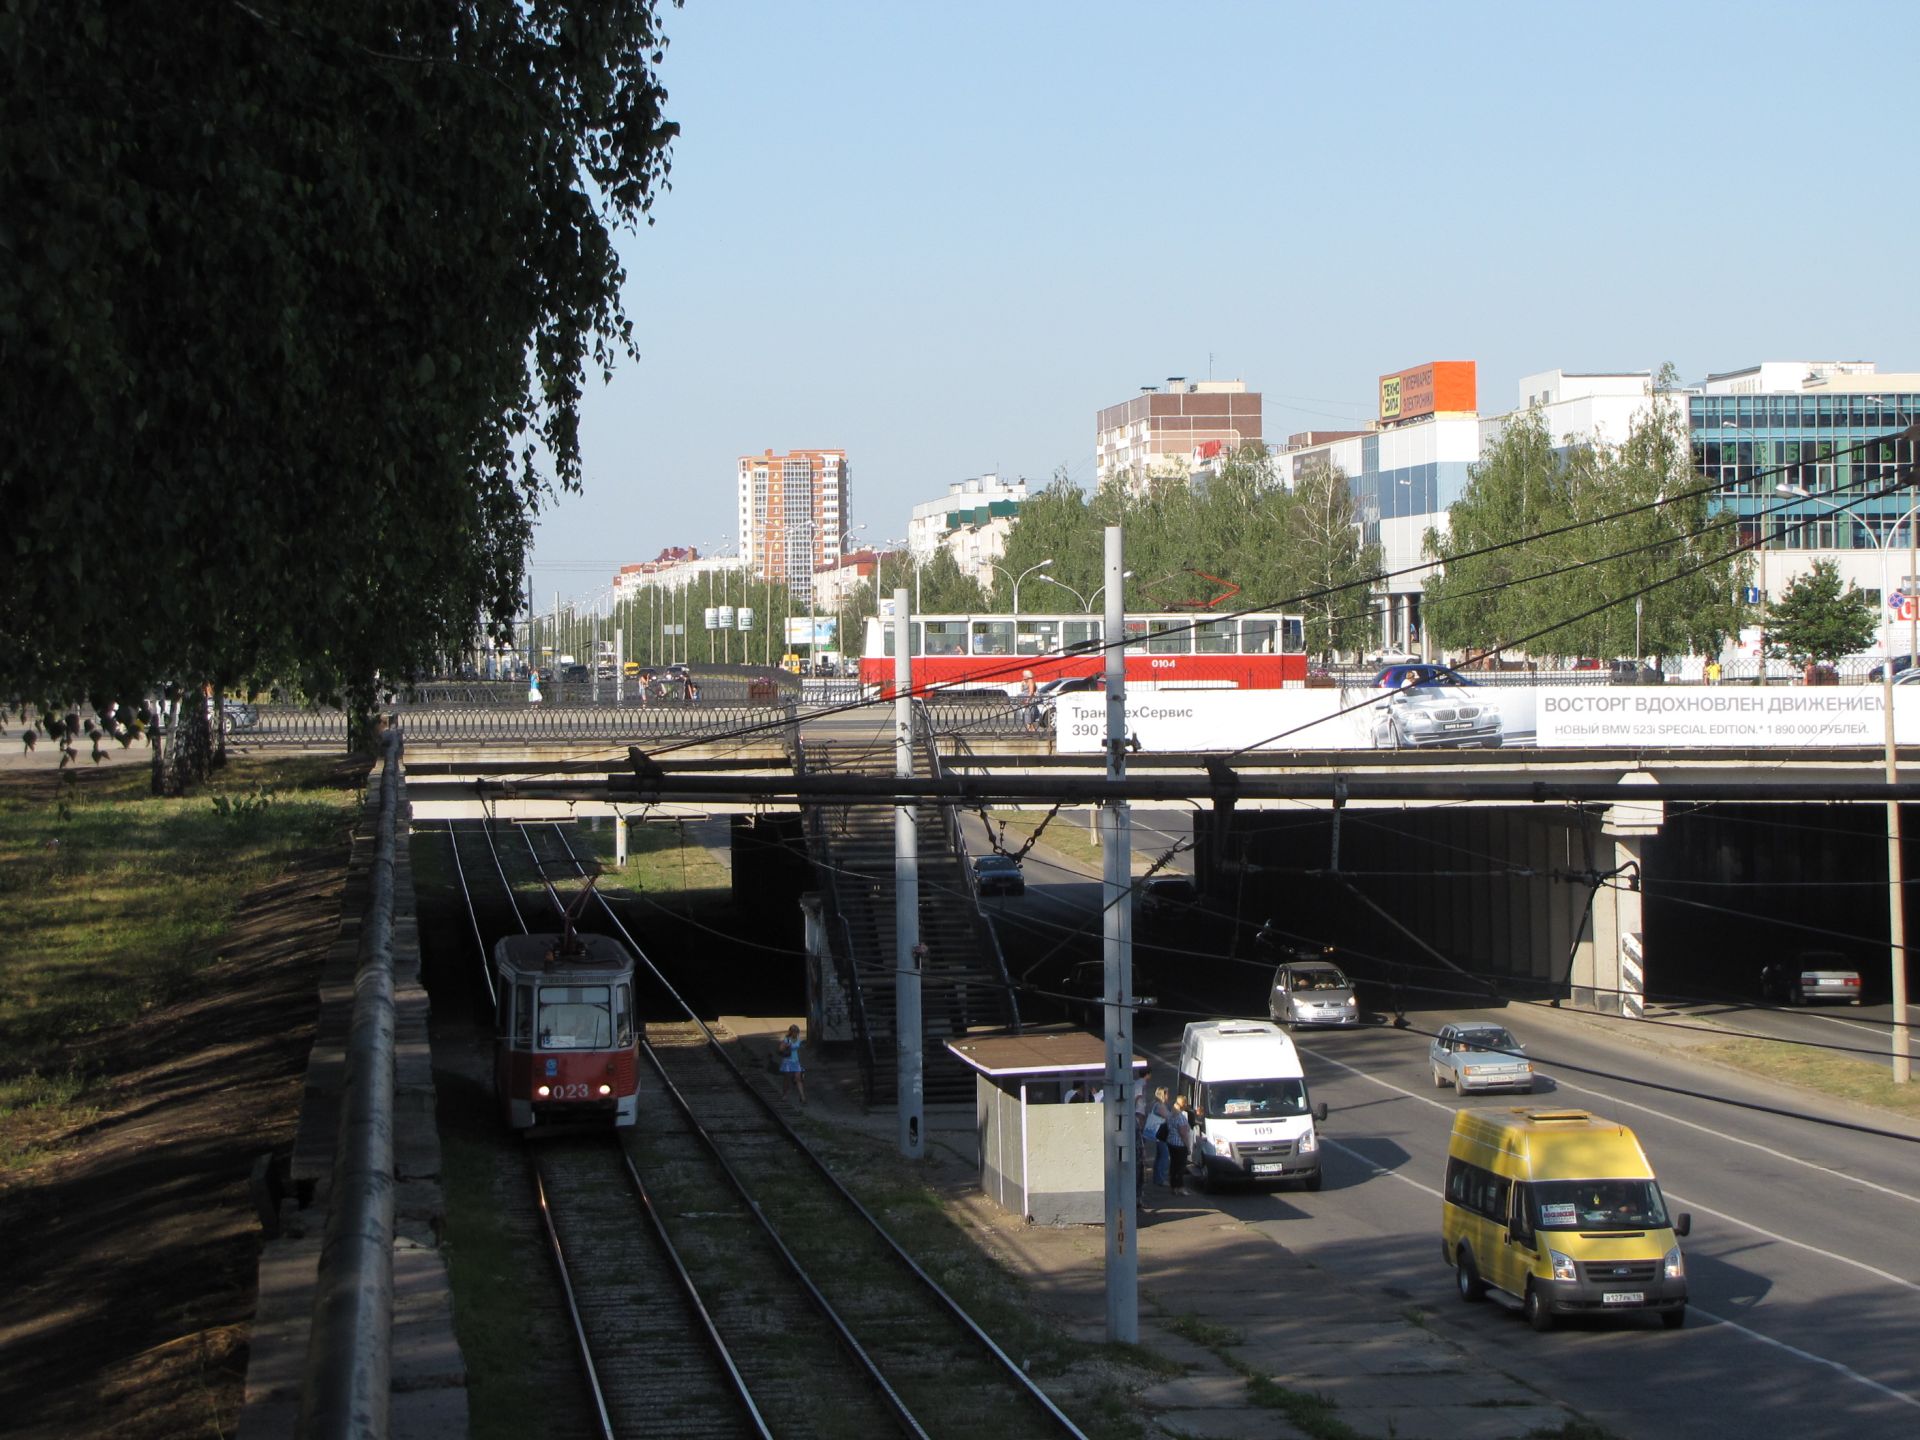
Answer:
493, 929, 640, 1131
858, 609, 1307, 698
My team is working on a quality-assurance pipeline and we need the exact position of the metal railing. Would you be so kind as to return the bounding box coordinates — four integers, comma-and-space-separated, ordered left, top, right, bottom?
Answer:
790, 738, 879, 1103
298, 732, 401, 1439
916, 713, 1021, 1033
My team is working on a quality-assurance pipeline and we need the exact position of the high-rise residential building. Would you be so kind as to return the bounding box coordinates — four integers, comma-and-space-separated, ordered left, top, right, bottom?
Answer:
1095, 377, 1263, 492
905, 474, 1027, 590
737, 448, 851, 598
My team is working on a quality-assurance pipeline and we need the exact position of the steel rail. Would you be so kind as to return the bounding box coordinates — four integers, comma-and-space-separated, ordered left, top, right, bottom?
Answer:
451, 823, 774, 1437
442, 823, 496, 1009
541, 823, 1091, 1440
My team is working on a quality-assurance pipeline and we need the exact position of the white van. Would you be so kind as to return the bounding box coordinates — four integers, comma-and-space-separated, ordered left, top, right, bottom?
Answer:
1177, 1020, 1328, 1192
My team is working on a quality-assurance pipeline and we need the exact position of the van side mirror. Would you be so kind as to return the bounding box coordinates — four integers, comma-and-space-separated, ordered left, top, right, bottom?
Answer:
1674, 1212, 1691, 1238
1314, 1101, 1329, 1123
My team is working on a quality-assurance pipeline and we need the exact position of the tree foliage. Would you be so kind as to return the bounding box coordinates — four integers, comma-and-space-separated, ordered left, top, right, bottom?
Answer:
1764, 560, 1876, 666
1424, 376, 1747, 662
2, 1, 681, 719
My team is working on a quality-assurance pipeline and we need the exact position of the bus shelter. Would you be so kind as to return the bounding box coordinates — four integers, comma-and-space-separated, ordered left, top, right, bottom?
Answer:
944, 1031, 1149, 1226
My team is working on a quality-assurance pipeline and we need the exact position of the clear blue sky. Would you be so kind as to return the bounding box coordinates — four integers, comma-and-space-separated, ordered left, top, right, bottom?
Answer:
531, 0, 1920, 603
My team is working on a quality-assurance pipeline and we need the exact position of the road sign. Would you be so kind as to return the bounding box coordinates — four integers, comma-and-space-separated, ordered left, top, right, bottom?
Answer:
1744, 586, 1761, 605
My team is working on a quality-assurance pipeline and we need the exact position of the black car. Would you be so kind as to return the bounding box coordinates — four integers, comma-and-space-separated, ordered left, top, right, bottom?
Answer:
1136, 874, 1199, 922
972, 853, 1025, 897
1868, 654, 1920, 682
1057, 958, 1156, 1029
219, 699, 259, 732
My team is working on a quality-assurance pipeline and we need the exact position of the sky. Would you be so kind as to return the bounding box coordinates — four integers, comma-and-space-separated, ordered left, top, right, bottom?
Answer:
531, 0, 1920, 604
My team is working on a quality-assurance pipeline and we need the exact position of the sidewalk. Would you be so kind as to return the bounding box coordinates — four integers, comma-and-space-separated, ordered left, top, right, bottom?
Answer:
724, 1013, 1584, 1440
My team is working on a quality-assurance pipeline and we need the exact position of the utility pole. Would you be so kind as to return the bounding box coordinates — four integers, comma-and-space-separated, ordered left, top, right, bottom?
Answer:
894, 588, 924, 1156
1100, 524, 1137, 1342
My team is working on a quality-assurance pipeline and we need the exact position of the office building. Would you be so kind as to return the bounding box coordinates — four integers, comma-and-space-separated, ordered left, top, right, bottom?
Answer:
1095, 378, 1262, 492
737, 448, 851, 598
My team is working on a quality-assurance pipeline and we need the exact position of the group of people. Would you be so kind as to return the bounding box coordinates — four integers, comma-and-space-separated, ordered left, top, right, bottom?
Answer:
1137, 1085, 1193, 1197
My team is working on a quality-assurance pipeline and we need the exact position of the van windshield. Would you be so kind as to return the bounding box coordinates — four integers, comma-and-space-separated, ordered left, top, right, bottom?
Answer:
1530, 1179, 1668, 1232
1203, 1079, 1307, 1117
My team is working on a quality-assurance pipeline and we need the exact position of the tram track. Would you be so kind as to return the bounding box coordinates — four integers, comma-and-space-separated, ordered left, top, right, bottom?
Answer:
516, 819, 1091, 1440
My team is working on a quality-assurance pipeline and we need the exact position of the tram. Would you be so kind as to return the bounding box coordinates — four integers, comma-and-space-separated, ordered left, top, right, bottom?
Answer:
858, 609, 1308, 698
493, 926, 641, 1132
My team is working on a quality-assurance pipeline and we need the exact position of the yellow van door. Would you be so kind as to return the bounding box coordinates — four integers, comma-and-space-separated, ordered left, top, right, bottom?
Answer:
1495, 1181, 1542, 1297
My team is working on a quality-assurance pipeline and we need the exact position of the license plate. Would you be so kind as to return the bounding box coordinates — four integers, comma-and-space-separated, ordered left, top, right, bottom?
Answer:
1252, 1163, 1283, 1174
1443, 721, 1472, 730
1602, 1291, 1644, 1305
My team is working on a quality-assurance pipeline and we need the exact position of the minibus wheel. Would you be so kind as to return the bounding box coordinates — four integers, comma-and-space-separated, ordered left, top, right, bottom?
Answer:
1525, 1282, 1554, 1332
1456, 1251, 1486, 1302
1661, 1306, 1686, 1330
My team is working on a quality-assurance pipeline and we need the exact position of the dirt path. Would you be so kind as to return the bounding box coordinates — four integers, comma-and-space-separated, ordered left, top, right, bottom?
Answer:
0, 825, 350, 1440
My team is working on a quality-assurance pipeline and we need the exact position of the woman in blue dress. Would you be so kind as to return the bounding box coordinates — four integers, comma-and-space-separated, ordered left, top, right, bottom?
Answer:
778, 1023, 806, 1106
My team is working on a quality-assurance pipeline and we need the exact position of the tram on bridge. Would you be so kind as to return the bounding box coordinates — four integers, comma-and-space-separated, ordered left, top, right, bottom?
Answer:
859, 609, 1307, 697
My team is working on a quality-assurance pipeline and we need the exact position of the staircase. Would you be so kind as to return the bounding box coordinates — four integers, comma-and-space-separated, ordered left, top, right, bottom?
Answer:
797, 726, 1020, 1107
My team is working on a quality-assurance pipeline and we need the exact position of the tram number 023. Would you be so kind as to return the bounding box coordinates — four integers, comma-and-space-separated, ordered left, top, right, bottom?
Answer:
543, 1082, 595, 1100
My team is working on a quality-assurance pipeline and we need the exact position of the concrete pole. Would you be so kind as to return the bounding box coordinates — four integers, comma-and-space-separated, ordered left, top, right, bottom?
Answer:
894, 589, 924, 1155
1100, 524, 1137, 1343
614, 814, 628, 869
614, 627, 623, 705
1882, 541, 1911, 1083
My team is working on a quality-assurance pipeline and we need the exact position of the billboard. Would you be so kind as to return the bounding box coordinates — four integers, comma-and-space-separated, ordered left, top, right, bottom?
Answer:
784, 616, 838, 648
1379, 360, 1476, 423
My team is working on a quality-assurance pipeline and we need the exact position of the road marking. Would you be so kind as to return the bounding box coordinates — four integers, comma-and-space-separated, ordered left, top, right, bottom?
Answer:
1690, 1305, 1920, 1411
1293, 1041, 1920, 1290
1165, 1041, 1920, 1410
1543, 1073, 1920, 1209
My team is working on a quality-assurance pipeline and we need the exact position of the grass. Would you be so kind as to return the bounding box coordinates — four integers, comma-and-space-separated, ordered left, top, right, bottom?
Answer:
0, 754, 361, 1171
571, 816, 732, 900
1154, 1307, 1362, 1440
987, 807, 1109, 874
1696, 1035, 1920, 1120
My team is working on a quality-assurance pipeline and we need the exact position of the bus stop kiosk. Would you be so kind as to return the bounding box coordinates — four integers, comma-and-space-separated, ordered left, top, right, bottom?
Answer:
945, 1031, 1150, 1226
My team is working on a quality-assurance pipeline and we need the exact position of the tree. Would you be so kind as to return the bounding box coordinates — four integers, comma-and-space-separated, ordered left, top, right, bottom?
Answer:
3, 2, 681, 777
1289, 461, 1381, 658
1765, 561, 1876, 667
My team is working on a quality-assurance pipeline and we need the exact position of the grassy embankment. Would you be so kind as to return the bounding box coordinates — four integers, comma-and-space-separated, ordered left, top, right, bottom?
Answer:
0, 755, 362, 1173
1696, 1033, 1920, 1121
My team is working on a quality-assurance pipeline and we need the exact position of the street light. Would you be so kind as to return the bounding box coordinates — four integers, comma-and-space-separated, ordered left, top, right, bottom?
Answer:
1777, 478, 1914, 1082
806, 522, 864, 676
1037, 570, 1133, 613
988, 557, 1054, 618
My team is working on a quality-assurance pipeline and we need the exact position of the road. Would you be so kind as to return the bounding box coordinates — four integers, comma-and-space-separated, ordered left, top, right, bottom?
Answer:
1251, 1012, 1920, 1439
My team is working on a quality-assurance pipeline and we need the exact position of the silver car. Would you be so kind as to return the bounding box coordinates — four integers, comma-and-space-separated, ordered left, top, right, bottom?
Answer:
1269, 961, 1360, 1028
1429, 1023, 1534, 1095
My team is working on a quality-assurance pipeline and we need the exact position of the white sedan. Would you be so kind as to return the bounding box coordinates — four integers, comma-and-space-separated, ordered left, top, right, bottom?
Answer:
1429, 1023, 1534, 1095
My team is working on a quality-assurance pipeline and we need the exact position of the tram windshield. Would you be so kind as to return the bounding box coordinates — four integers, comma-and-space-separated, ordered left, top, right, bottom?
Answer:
538, 984, 615, 1049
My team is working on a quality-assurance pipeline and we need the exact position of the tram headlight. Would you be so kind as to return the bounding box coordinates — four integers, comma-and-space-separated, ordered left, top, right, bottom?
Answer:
598, 1084, 612, 1096
535, 1084, 551, 1098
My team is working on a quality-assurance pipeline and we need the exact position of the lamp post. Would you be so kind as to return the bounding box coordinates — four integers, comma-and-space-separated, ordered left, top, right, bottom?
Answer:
988, 557, 1054, 619
1778, 479, 1913, 1082
1037, 570, 1133, 613
806, 523, 864, 676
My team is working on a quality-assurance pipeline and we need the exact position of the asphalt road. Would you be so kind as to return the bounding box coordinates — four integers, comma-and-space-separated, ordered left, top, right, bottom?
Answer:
1114, 1000, 1920, 1439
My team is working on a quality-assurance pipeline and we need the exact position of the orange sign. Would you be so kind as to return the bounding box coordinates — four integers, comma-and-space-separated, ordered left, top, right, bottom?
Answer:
1379, 361, 1476, 422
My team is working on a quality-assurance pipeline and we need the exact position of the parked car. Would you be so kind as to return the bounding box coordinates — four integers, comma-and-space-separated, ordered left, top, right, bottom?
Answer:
1759, 950, 1864, 1005
562, 663, 591, 684
1371, 685, 1503, 750
1869, 654, 1920, 682
1371, 662, 1473, 690
1608, 659, 1665, 685
219, 699, 259, 732
1058, 958, 1155, 1029
1429, 1023, 1534, 1095
971, 852, 1026, 897
1136, 874, 1199, 922
1268, 958, 1360, 1028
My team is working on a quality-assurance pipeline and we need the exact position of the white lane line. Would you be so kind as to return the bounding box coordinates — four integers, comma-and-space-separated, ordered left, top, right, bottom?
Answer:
1543, 1073, 1920, 1209
1690, 1305, 1920, 1411
1321, 1136, 1442, 1198
1293, 1041, 1920, 1292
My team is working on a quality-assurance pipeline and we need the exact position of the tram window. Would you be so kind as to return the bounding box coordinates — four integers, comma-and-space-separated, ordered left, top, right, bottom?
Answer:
1063, 619, 1102, 652
1240, 619, 1277, 654
1281, 617, 1305, 654
538, 984, 613, 1049
615, 983, 634, 1047
1147, 619, 1192, 654
880, 622, 923, 659
970, 619, 1015, 656
1123, 619, 1149, 653
514, 984, 534, 1046
1017, 619, 1060, 656
924, 620, 967, 656
1194, 619, 1234, 654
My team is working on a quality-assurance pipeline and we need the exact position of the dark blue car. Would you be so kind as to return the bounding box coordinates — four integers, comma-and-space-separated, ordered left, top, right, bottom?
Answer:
1371, 663, 1472, 690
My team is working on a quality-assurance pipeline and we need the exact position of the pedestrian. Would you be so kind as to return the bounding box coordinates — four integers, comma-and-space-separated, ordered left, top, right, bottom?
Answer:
527, 673, 542, 705
1150, 1086, 1172, 1188
777, 1023, 806, 1106
1064, 1079, 1090, 1103
1705, 657, 1722, 684
685, 676, 700, 703
1134, 1087, 1151, 1199
1017, 669, 1039, 731
1167, 1094, 1193, 1194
